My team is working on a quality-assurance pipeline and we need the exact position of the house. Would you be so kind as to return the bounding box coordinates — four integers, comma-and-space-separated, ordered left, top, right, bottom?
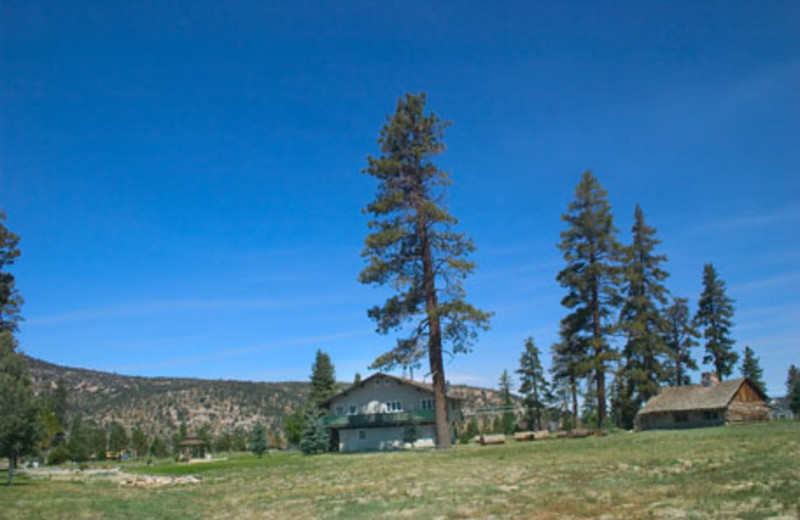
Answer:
636, 373, 769, 431
321, 373, 462, 452
768, 397, 796, 420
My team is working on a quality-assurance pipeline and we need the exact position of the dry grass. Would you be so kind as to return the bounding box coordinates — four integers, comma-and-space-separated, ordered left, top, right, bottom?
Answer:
3, 422, 799, 519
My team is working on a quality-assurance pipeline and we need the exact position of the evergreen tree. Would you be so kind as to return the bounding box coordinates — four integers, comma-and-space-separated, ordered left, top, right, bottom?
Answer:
619, 205, 669, 408
694, 264, 738, 379
498, 369, 516, 434
460, 417, 480, 443
66, 416, 92, 462
251, 423, 267, 458
550, 322, 587, 429
663, 297, 699, 386
741, 346, 766, 396
284, 407, 304, 448
403, 418, 420, 448
299, 408, 329, 455
516, 337, 549, 430
353, 372, 362, 385
0, 211, 23, 333
0, 331, 41, 485
108, 422, 129, 455
609, 364, 637, 429
131, 426, 149, 458
360, 93, 491, 448
557, 171, 622, 426
308, 350, 337, 408
149, 436, 169, 458
786, 365, 800, 416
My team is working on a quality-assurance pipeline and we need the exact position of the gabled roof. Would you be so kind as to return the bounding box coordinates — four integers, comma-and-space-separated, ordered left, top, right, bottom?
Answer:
637, 378, 767, 416
321, 372, 461, 407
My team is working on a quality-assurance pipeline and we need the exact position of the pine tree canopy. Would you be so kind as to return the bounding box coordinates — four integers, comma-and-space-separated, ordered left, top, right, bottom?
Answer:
308, 349, 337, 408
619, 204, 670, 405
694, 263, 738, 380
0, 210, 23, 333
360, 93, 491, 371
517, 337, 549, 430
557, 171, 622, 426
0, 331, 42, 484
663, 297, 699, 386
741, 346, 766, 396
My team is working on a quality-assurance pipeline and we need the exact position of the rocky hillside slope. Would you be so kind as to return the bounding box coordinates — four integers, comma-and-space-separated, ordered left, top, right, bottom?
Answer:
26, 356, 514, 441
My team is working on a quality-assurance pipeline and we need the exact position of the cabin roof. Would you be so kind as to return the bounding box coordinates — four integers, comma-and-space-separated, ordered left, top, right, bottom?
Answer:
321, 372, 462, 407
637, 378, 767, 416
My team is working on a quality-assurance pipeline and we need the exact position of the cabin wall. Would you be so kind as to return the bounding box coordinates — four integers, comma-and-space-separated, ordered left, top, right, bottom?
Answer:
338, 425, 436, 453
726, 401, 770, 423
638, 410, 725, 430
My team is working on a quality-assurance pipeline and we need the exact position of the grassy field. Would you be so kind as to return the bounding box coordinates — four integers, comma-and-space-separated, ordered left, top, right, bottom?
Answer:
3, 422, 799, 519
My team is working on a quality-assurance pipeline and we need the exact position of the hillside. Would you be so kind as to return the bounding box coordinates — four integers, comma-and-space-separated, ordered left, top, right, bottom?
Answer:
25, 356, 512, 442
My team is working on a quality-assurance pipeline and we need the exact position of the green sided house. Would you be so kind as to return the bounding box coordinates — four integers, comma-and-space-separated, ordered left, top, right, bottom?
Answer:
321, 373, 462, 452
635, 373, 770, 431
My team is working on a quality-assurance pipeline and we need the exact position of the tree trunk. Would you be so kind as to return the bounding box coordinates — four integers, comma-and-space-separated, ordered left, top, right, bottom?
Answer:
417, 195, 451, 449
591, 280, 606, 427
7, 451, 15, 486
571, 375, 579, 429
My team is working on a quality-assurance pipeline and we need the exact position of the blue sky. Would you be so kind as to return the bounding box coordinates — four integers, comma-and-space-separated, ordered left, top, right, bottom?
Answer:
2, 1, 798, 396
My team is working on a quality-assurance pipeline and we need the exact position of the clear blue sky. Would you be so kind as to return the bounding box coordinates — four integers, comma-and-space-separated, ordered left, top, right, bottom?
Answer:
2, 1, 798, 396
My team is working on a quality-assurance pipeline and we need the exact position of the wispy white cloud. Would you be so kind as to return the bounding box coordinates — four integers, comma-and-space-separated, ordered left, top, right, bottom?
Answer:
27, 294, 359, 326
686, 204, 800, 236
731, 271, 800, 294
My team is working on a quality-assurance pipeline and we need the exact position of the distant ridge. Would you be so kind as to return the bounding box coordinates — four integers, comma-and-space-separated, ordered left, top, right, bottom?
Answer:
24, 356, 513, 442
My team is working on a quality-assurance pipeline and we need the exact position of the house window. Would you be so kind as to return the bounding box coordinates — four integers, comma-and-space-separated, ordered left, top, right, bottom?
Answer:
674, 412, 689, 423
385, 401, 403, 413
358, 430, 366, 440
348, 404, 357, 415
335, 405, 344, 416
421, 398, 434, 410
703, 411, 719, 421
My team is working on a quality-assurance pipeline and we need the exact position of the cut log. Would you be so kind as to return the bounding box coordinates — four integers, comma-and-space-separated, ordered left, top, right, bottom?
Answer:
570, 428, 591, 438
533, 431, 550, 441
479, 434, 506, 445
514, 431, 535, 441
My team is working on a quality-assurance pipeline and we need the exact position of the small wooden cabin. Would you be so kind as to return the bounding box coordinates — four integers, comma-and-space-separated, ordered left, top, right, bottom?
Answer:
636, 374, 769, 431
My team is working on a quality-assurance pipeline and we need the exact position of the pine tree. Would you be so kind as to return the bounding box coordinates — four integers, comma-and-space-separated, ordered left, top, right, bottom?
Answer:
299, 408, 330, 455
251, 423, 267, 457
786, 365, 800, 416
498, 369, 516, 434
694, 264, 738, 380
284, 407, 304, 447
308, 349, 337, 409
149, 436, 169, 458
550, 321, 587, 429
557, 171, 622, 427
662, 297, 699, 386
108, 422, 129, 456
517, 337, 549, 430
0, 331, 41, 484
740, 346, 766, 396
619, 205, 669, 408
359, 93, 491, 448
0, 211, 24, 333
131, 427, 149, 458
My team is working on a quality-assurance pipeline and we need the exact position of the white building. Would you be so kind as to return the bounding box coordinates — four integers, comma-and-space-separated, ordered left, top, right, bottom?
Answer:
322, 373, 462, 452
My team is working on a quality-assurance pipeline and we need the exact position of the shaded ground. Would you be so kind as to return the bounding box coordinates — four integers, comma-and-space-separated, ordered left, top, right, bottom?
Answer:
2, 422, 799, 519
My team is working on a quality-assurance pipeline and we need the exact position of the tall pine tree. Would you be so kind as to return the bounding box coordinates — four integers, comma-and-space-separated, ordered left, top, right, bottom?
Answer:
662, 297, 699, 386
550, 320, 587, 429
618, 204, 669, 411
740, 346, 766, 396
694, 264, 738, 380
308, 349, 337, 409
557, 172, 622, 427
0, 211, 23, 332
498, 369, 516, 435
360, 93, 491, 448
517, 337, 549, 430
786, 365, 800, 416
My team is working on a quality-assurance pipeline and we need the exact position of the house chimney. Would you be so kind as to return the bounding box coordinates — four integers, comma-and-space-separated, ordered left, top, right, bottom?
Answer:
701, 372, 720, 387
